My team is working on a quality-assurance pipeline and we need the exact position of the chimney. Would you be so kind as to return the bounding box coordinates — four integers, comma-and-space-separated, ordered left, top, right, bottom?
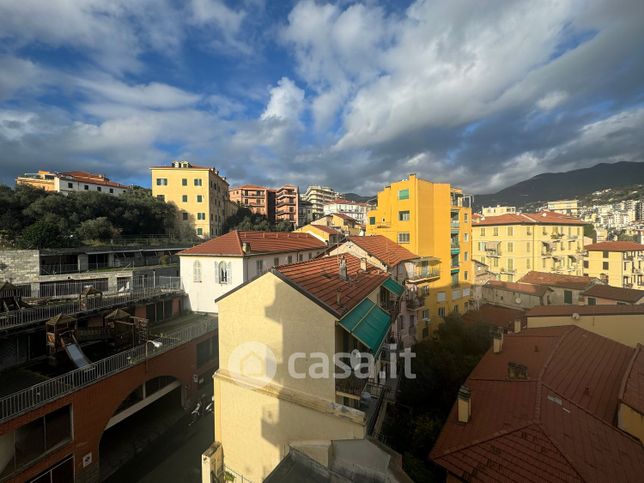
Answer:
508, 362, 528, 380
242, 242, 251, 254
457, 385, 471, 424
513, 319, 522, 333
360, 258, 367, 271
493, 330, 503, 354
336, 289, 342, 307
339, 256, 348, 281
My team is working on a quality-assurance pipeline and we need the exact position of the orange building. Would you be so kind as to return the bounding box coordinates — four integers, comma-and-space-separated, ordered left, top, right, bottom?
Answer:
229, 184, 274, 219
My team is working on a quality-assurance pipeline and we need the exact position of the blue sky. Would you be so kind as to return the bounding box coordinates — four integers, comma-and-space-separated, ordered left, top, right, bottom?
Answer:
0, 0, 643, 195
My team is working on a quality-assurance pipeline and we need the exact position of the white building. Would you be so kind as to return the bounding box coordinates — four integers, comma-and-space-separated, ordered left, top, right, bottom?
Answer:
302, 185, 338, 219
481, 205, 516, 216
323, 199, 370, 225
178, 230, 327, 313
15, 170, 129, 196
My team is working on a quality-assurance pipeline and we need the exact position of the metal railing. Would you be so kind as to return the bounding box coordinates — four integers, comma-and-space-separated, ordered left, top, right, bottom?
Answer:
0, 317, 214, 422
0, 277, 183, 331
40, 255, 179, 275
408, 267, 440, 282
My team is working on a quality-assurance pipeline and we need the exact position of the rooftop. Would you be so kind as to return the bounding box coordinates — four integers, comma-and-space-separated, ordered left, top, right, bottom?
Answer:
178, 231, 326, 257
325, 198, 370, 207
484, 279, 550, 297
60, 171, 128, 189
582, 284, 644, 303
431, 326, 644, 481
527, 304, 644, 317
462, 304, 525, 329
306, 225, 343, 235
620, 345, 644, 415
274, 254, 389, 317
518, 270, 598, 290
473, 211, 585, 226
585, 241, 644, 252
329, 212, 359, 223
346, 235, 419, 268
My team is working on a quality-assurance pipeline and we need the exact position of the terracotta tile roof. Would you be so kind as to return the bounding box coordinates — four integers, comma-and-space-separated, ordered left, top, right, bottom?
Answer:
332, 212, 359, 223
346, 235, 419, 268
431, 326, 643, 482
585, 241, 644, 252
518, 270, 598, 290
274, 254, 389, 317
229, 184, 269, 191
473, 211, 585, 226
582, 284, 644, 303
484, 279, 550, 297
620, 345, 644, 414
462, 304, 525, 330
527, 304, 644, 317
178, 231, 326, 257
60, 171, 128, 189
309, 225, 343, 235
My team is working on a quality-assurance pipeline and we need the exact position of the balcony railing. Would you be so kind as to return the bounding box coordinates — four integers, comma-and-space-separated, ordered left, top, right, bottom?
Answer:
0, 277, 183, 332
408, 267, 440, 282
404, 294, 426, 309
0, 317, 215, 423
40, 256, 179, 276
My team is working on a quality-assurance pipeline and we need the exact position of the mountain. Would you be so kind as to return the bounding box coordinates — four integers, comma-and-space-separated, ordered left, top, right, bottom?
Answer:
340, 192, 375, 203
474, 161, 644, 208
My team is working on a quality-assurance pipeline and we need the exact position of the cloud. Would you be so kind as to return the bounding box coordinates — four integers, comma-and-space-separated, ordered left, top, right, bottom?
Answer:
261, 77, 305, 123
536, 91, 569, 111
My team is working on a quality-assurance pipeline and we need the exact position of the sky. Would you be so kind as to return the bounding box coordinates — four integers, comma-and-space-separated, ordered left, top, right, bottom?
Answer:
0, 0, 643, 195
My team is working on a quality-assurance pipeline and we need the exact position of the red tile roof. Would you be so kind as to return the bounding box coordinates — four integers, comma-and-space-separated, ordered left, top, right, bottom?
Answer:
274, 254, 389, 317
462, 304, 525, 330
585, 241, 644, 252
346, 235, 419, 268
518, 270, 598, 290
484, 279, 550, 297
620, 344, 644, 415
331, 212, 359, 223
60, 171, 128, 189
582, 284, 644, 303
527, 304, 644, 317
178, 231, 326, 257
308, 225, 343, 235
431, 326, 643, 481
473, 211, 585, 226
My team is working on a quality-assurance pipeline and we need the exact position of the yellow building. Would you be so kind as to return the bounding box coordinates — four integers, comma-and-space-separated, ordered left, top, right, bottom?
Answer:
472, 211, 585, 282
583, 241, 644, 288
482, 205, 516, 216
546, 199, 579, 216
150, 160, 229, 238
294, 223, 343, 245
367, 174, 473, 325
208, 255, 401, 481
311, 213, 363, 236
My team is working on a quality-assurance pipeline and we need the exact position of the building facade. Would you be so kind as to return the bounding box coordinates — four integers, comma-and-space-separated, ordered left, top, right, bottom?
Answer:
150, 161, 230, 238
323, 199, 370, 225
16, 170, 129, 196
546, 199, 580, 216
584, 241, 644, 288
367, 174, 473, 325
228, 184, 274, 220
481, 205, 516, 216
302, 185, 338, 220
473, 211, 586, 282
275, 184, 299, 227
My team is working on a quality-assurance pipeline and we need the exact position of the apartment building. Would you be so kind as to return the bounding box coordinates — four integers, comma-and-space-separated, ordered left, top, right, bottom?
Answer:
546, 199, 580, 216
431, 325, 644, 480
150, 160, 230, 238
581, 284, 644, 305
472, 211, 586, 282
302, 185, 338, 219
275, 184, 299, 227
323, 198, 370, 225
481, 205, 516, 216
584, 241, 644, 289
204, 255, 403, 481
298, 199, 314, 226
228, 184, 274, 220
311, 212, 363, 236
16, 170, 129, 196
295, 223, 344, 245
178, 231, 326, 313
367, 174, 473, 325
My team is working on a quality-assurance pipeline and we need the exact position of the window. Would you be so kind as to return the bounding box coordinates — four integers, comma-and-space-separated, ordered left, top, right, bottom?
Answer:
182, 212, 188, 220
182, 195, 188, 202
602, 261, 609, 270
193, 261, 202, 282
464, 251, 469, 261
182, 178, 187, 186
422, 309, 429, 321
527, 258, 531, 269
97, 186, 102, 192
464, 271, 468, 281
30, 455, 74, 483
398, 188, 409, 200
273, 257, 280, 267
399, 210, 410, 221
194, 178, 203, 186
156, 195, 165, 201
527, 242, 531, 252
109, 188, 114, 194
156, 178, 168, 186
197, 227, 203, 235
217, 261, 230, 284
369, 216, 376, 225
583, 260, 589, 268
197, 213, 205, 220
508, 258, 514, 271
588, 297, 596, 305
84, 185, 89, 190
398, 232, 410, 244
603, 251, 609, 258
493, 227, 499, 236
256, 259, 264, 273
480, 227, 485, 236
308, 252, 313, 259
298, 253, 303, 261
464, 233, 469, 242
67, 182, 73, 189
563, 290, 573, 304
287, 255, 293, 264
507, 226, 513, 236
197, 195, 203, 203
527, 227, 532, 235
438, 307, 446, 318
493, 258, 499, 267
464, 213, 469, 223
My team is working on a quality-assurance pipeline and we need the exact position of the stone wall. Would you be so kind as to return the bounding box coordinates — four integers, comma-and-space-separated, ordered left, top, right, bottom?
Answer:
0, 250, 40, 284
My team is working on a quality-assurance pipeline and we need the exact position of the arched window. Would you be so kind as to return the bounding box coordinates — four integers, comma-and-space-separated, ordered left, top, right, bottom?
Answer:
193, 260, 202, 283
218, 261, 228, 284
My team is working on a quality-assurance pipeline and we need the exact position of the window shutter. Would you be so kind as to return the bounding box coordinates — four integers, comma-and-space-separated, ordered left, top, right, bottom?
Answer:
214, 262, 219, 283
227, 262, 232, 284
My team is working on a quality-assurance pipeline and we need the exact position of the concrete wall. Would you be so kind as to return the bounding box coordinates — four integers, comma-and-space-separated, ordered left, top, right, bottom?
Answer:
0, 250, 40, 284
545, 286, 585, 305
526, 314, 644, 347
481, 286, 544, 309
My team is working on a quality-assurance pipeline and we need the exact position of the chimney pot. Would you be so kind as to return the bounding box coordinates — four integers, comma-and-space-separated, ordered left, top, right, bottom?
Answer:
457, 385, 471, 423
360, 258, 367, 271
242, 242, 251, 254
493, 330, 503, 354
513, 319, 522, 333
339, 256, 348, 281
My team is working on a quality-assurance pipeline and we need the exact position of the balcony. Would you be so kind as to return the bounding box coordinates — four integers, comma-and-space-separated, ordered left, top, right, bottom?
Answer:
408, 264, 441, 283
404, 294, 426, 310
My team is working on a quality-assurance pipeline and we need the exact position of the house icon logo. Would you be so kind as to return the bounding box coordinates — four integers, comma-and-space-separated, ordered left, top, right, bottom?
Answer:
228, 341, 277, 388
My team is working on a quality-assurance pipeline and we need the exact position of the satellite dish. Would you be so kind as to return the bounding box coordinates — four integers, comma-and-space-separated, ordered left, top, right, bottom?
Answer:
515, 297, 522, 305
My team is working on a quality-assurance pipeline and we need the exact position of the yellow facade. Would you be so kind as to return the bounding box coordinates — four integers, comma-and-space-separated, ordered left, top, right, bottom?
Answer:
150, 161, 229, 238
15, 171, 56, 191
473, 221, 584, 282
214, 272, 368, 481
367, 174, 473, 331
584, 248, 644, 289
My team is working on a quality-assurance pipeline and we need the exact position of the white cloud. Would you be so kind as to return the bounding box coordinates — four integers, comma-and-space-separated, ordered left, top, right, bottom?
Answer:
536, 91, 569, 110
261, 77, 305, 123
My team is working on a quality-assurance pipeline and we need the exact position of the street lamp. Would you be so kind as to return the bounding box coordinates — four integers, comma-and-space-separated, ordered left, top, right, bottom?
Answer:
145, 339, 163, 371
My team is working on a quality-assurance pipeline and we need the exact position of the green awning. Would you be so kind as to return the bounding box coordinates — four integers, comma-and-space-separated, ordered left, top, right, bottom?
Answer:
382, 277, 405, 297
339, 299, 391, 352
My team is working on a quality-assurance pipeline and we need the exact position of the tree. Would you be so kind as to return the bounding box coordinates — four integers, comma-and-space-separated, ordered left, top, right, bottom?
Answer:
222, 207, 294, 233
76, 217, 119, 242
583, 223, 597, 242
19, 220, 70, 249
